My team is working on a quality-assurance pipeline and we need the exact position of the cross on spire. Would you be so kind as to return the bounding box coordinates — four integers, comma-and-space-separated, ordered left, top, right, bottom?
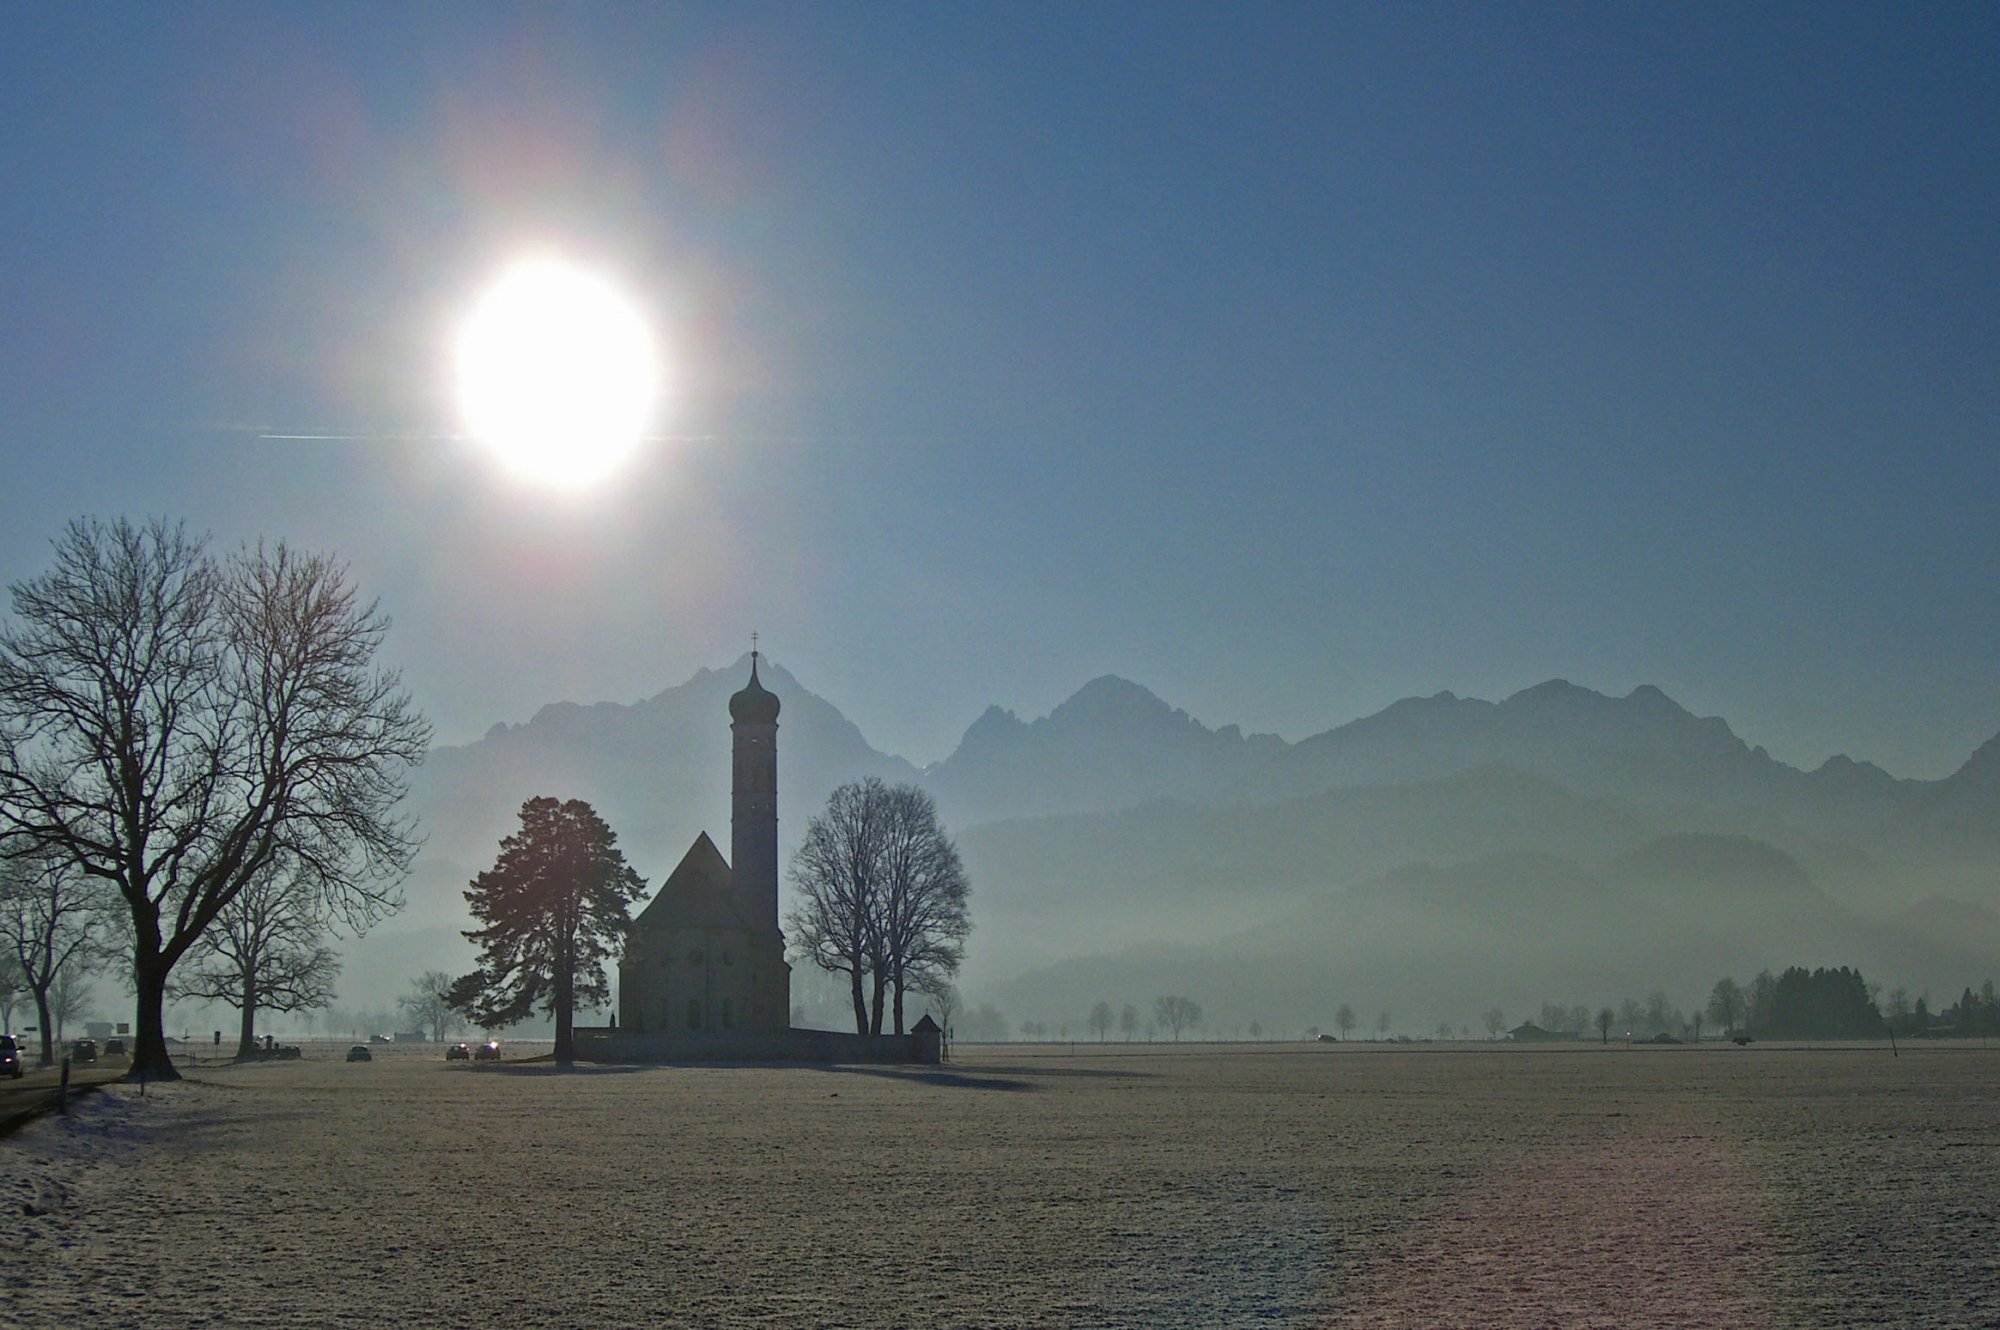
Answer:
750, 630, 759, 665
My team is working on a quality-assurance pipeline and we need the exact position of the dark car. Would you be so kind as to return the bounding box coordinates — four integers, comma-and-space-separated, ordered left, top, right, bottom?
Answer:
104, 1038, 127, 1058
346, 1044, 372, 1063
445, 1042, 471, 1061
70, 1038, 99, 1064
1, 1034, 21, 1079
473, 1040, 502, 1062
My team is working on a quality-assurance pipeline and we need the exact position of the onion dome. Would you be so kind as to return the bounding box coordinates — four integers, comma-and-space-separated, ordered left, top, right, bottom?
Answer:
729, 653, 781, 724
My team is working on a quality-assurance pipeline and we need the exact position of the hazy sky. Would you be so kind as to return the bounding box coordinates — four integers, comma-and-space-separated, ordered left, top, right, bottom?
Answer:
2, 4, 1995, 776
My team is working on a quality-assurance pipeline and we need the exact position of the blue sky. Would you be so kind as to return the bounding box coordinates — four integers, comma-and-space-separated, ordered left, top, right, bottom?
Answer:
2, 4, 1995, 774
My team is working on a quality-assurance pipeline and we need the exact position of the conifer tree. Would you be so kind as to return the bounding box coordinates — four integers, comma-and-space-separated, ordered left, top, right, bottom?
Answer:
449, 798, 645, 1065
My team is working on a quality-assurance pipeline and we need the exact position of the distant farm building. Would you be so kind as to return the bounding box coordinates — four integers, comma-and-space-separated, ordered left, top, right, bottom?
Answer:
1508, 1022, 1571, 1042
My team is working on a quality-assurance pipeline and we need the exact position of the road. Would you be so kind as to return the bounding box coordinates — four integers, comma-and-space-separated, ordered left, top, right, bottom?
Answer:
0, 1057, 128, 1133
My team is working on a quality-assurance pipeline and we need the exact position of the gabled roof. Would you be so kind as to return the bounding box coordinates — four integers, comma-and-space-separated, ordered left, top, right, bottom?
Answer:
634, 832, 754, 932
912, 1014, 941, 1033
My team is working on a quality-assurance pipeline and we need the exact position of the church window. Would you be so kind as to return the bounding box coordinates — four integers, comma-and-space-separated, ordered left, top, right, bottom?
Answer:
687, 999, 702, 1030
721, 998, 734, 1029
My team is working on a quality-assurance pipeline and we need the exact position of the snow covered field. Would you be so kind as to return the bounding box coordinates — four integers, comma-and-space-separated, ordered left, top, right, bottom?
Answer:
5, 1042, 1996, 1328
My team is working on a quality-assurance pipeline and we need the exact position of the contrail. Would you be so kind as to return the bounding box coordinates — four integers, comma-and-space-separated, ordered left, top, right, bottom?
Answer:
248, 430, 721, 444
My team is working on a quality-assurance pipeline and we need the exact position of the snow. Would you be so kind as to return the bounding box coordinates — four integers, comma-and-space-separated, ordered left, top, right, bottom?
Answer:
4, 1043, 1997, 1327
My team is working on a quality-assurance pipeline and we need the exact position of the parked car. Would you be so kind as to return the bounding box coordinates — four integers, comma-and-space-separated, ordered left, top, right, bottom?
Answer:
473, 1040, 502, 1062
1, 1034, 21, 1079
104, 1038, 127, 1058
70, 1038, 99, 1064
346, 1044, 372, 1062
445, 1042, 471, 1061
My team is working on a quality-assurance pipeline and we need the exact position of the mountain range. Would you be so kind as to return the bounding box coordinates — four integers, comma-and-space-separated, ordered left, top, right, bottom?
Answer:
338, 656, 1999, 1032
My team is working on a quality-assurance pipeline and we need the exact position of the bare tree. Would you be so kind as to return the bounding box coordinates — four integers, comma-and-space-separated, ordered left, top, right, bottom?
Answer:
1335, 1003, 1356, 1040
915, 974, 960, 1057
1596, 1006, 1615, 1044
400, 969, 460, 1043
1376, 1010, 1391, 1038
788, 779, 888, 1036
0, 520, 429, 1079
1483, 1007, 1506, 1039
872, 784, 971, 1035
1153, 995, 1201, 1040
1088, 1000, 1114, 1040
1119, 1003, 1139, 1041
0, 951, 22, 1033
1705, 977, 1745, 1035
172, 862, 340, 1058
0, 850, 107, 1065
50, 957, 95, 1044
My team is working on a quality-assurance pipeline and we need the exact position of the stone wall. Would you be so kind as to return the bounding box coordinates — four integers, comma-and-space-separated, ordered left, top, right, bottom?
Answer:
573, 1025, 934, 1064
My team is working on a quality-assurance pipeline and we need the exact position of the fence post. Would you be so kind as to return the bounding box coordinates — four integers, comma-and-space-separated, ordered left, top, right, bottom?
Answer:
57, 1054, 71, 1115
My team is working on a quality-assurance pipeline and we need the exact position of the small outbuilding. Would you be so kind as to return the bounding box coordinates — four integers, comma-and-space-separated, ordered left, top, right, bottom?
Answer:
1507, 1022, 1569, 1042
911, 1014, 943, 1065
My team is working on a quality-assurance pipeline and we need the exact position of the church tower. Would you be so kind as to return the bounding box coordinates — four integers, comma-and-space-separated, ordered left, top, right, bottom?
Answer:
728, 650, 782, 938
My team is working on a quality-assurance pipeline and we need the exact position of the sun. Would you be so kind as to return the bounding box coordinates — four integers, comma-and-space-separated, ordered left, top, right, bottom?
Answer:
455, 257, 661, 489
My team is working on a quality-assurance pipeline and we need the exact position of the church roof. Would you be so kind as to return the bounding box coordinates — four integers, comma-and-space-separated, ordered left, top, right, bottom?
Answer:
634, 831, 756, 933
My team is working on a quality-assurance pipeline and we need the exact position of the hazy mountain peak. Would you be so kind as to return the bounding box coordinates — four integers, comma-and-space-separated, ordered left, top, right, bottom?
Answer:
1049, 674, 1175, 721
1948, 732, 2000, 786
1625, 683, 1690, 715
1506, 677, 1590, 705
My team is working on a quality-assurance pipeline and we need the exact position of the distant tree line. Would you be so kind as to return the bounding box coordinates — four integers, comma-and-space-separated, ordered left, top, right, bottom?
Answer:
1742, 967, 1881, 1039
1882, 979, 1999, 1039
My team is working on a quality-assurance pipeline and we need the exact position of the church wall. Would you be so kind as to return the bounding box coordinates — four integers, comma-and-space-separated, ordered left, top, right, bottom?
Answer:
620, 926, 789, 1034
574, 1025, 930, 1064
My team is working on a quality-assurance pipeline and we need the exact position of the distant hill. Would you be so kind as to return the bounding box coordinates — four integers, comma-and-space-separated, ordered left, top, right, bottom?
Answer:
988, 836, 1884, 1034
955, 765, 1658, 975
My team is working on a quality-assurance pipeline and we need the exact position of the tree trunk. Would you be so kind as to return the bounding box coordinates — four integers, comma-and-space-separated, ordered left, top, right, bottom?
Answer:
848, 961, 868, 1036
869, 968, 887, 1036
236, 977, 258, 1060
130, 958, 180, 1081
554, 959, 575, 1065
32, 985, 54, 1067
892, 970, 906, 1036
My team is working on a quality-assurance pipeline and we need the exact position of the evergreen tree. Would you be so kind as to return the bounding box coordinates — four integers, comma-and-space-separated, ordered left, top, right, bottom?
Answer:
449, 798, 645, 1065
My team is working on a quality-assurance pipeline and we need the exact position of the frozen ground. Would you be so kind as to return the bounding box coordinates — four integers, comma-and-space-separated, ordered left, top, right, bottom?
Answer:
4, 1041, 1995, 1328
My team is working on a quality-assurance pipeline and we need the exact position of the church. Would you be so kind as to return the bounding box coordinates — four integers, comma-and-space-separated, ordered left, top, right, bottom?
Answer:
617, 654, 791, 1034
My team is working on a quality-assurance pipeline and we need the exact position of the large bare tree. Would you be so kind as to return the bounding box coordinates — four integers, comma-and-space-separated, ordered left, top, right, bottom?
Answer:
0, 518, 429, 1079
0, 849, 108, 1065
788, 778, 888, 1035
871, 784, 970, 1036
172, 862, 341, 1058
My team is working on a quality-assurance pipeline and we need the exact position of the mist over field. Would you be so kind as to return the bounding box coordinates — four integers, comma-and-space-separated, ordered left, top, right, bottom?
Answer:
299, 657, 2000, 1037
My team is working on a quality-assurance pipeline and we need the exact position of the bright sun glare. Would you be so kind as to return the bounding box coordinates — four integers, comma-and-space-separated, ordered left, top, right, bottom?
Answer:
455, 257, 660, 489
